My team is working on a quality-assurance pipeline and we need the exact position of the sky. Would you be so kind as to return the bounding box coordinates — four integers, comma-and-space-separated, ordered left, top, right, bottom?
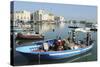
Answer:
13, 1, 97, 22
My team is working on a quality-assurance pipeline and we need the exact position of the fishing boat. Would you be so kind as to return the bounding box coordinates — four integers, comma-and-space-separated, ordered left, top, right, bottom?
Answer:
90, 24, 97, 31
90, 28, 97, 31
16, 33, 44, 40
16, 29, 94, 60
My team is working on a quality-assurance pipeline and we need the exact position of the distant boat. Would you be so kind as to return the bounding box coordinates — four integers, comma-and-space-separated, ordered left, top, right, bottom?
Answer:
75, 27, 97, 32
90, 24, 97, 31
90, 28, 97, 31
68, 25, 80, 28
68, 26, 80, 28
16, 33, 44, 40
85, 23, 97, 31
75, 28, 91, 33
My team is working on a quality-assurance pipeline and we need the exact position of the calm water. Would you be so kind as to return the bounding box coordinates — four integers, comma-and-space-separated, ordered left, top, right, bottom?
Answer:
14, 22, 97, 66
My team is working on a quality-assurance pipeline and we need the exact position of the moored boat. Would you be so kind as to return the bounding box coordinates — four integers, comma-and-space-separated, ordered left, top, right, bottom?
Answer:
16, 39, 94, 60
16, 33, 44, 40
68, 26, 80, 28
90, 28, 97, 31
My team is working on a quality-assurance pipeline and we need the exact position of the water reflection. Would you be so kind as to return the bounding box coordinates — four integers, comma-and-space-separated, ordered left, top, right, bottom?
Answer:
60, 22, 65, 28
33, 22, 65, 34
16, 22, 91, 44
32, 22, 68, 39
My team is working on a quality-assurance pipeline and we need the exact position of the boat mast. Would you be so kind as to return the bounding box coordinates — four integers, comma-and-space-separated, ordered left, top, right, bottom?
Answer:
86, 32, 91, 46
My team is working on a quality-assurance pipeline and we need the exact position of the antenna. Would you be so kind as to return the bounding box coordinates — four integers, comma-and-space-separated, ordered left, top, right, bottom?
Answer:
38, 52, 40, 64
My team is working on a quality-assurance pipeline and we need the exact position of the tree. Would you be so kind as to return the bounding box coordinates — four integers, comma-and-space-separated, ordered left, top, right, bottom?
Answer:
73, 20, 77, 24
80, 21, 86, 24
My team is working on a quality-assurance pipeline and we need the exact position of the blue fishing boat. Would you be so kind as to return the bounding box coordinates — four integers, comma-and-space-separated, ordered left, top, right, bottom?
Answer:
16, 40, 94, 60
16, 28, 94, 60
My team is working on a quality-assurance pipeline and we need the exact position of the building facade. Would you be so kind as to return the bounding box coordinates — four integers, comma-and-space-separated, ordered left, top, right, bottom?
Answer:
54, 16, 65, 22
12, 11, 31, 30
13, 10, 65, 23
14, 10, 31, 22
33, 10, 55, 22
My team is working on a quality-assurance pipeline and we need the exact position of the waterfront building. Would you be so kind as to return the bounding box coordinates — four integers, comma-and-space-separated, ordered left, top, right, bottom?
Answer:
48, 13, 55, 22
14, 10, 31, 23
13, 10, 31, 30
59, 16, 65, 22
12, 10, 65, 29
13, 10, 65, 23
33, 10, 54, 22
54, 16, 65, 22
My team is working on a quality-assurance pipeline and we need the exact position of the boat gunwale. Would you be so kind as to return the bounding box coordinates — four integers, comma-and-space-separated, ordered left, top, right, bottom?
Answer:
16, 43, 94, 55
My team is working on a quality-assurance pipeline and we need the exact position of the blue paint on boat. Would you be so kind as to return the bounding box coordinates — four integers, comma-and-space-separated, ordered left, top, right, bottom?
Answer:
16, 39, 94, 60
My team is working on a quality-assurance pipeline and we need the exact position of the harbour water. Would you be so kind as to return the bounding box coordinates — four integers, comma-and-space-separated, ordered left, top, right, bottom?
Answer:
13, 22, 97, 66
